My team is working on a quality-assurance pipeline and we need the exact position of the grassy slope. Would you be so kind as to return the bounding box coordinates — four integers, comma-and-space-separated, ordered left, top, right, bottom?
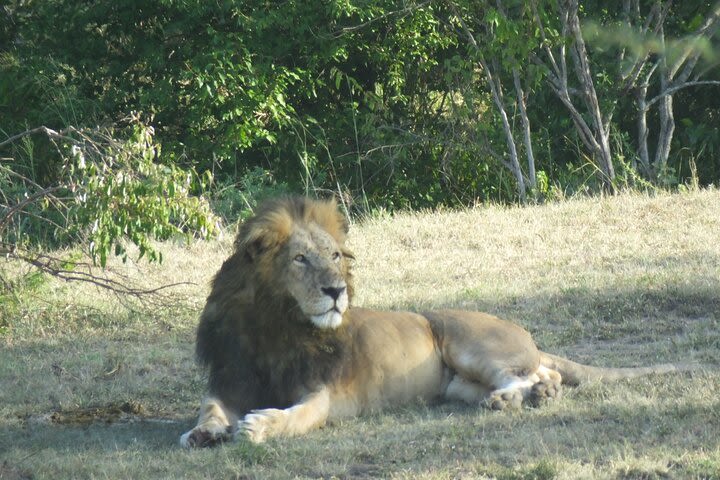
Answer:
1, 190, 719, 479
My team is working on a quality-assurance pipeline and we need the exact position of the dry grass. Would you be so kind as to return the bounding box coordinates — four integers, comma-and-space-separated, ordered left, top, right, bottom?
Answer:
1, 189, 719, 479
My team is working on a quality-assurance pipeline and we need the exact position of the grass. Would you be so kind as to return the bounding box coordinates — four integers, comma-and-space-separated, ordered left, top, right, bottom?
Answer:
1, 189, 719, 479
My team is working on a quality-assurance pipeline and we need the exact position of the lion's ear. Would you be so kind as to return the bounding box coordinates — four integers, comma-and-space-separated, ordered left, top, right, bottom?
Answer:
244, 236, 264, 261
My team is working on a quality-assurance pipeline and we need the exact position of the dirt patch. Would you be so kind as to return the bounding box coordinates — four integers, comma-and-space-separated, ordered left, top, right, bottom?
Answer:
27, 401, 147, 426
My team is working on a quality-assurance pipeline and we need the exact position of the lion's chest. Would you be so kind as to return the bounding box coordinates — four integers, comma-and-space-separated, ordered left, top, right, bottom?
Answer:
252, 329, 349, 406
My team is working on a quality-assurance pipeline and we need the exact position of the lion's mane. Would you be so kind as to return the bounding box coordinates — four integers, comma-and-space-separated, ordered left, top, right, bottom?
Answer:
195, 197, 355, 414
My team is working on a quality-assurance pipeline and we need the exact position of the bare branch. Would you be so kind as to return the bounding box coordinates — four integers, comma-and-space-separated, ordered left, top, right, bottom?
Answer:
531, 2, 564, 86
645, 80, 720, 110
2, 246, 197, 297
617, 1, 670, 95
447, 0, 527, 200
0, 126, 77, 149
331, 0, 433, 37
667, 1, 720, 80
0, 185, 64, 229
512, 67, 536, 189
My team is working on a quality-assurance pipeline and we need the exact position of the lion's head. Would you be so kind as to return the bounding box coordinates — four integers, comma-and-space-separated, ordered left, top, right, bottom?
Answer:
208, 197, 353, 329
232, 196, 354, 329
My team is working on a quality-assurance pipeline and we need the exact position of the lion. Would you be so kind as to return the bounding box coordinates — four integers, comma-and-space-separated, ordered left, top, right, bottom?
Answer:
180, 196, 682, 447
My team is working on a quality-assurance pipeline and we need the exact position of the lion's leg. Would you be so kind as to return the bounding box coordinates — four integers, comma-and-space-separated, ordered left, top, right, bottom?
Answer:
429, 311, 562, 410
180, 396, 238, 448
443, 368, 562, 411
240, 387, 332, 443
525, 364, 562, 406
444, 374, 492, 404
439, 343, 536, 402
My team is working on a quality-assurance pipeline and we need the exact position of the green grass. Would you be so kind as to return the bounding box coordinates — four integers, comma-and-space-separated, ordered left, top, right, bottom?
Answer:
1, 190, 719, 479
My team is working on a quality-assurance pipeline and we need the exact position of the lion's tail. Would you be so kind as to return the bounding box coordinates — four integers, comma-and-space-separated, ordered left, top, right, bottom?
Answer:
539, 352, 691, 386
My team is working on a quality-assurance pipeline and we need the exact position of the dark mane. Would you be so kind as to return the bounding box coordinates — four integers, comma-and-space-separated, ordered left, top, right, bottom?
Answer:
195, 196, 354, 414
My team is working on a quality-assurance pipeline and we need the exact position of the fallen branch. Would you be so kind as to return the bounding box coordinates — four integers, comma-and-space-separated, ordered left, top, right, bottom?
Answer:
2, 245, 197, 298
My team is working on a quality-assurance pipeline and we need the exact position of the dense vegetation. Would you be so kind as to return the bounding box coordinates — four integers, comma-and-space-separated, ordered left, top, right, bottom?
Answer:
2, 0, 719, 264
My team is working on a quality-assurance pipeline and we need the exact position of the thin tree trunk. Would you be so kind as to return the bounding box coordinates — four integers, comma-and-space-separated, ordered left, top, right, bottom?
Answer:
565, 0, 615, 189
654, 74, 675, 180
449, 1, 527, 202
654, 94, 675, 180
635, 82, 651, 176
513, 67, 536, 192
647, 2, 720, 181
482, 56, 527, 202
534, 0, 616, 192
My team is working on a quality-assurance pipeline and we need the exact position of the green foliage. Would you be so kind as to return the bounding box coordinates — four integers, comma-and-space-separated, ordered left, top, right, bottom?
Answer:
1, 115, 218, 267
0, 269, 47, 336
210, 167, 290, 225
64, 117, 218, 265
2, 0, 719, 229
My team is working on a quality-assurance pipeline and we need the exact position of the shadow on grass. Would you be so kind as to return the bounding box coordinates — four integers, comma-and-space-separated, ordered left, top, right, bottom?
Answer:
446, 273, 720, 353
0, 418, 189, 452
4, 395, 718, 479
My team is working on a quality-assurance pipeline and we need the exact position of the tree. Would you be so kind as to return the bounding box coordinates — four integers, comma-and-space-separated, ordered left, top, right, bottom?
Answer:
534, 0, 720, 188
605, 0, 720, 182
3, 0, 720, 216
446, 0, 545, 202
531, 0, 619, 190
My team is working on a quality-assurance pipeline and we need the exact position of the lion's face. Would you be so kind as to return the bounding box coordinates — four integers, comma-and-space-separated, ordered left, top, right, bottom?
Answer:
279, 223, 349, 329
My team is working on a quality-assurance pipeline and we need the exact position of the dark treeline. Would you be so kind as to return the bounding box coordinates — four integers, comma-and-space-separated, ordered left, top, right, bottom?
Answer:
1, 1, 719, 262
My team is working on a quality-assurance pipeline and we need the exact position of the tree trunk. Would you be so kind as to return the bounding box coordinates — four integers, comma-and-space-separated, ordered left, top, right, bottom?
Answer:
566, 0, 615, 190
534, 0, 616, 192
482, 57, 527, 202
635, 82, 651, 177
513, 67, 536, 192
654, 75, 675, 181
448, 2, 528, 202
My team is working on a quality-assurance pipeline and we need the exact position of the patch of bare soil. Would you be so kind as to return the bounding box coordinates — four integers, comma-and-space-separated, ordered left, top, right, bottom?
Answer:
26, 401, 147, 426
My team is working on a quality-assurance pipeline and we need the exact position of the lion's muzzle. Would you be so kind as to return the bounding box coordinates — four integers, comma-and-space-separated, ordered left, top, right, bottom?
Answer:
309, 282, 348, 329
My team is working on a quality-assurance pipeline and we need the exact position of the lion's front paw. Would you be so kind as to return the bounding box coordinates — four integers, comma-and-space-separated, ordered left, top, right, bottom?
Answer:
180, 424, 233, 449
239, 408, 287, 443
484, 388, 523, 411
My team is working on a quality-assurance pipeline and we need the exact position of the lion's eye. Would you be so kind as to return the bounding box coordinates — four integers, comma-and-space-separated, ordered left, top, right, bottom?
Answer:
294, 254, 307, 264
332, 251, 341, 262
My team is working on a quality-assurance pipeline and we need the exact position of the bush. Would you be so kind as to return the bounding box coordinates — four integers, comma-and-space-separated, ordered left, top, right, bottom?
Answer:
1, 114, 218, 267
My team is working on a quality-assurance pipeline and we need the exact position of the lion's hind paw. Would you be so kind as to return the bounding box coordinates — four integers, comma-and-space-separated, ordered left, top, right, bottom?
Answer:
484, 388, 524, 411
526, 377, 562, 407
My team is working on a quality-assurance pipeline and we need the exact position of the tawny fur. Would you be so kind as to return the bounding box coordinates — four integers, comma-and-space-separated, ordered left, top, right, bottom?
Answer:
180, 196, 684, 447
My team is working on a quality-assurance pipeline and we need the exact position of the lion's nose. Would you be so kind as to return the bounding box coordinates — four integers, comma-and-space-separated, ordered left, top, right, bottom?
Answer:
321, 286, 346, 301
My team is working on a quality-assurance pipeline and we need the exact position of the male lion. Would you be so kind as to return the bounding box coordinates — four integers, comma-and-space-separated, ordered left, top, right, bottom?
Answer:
180, 196, 680, 447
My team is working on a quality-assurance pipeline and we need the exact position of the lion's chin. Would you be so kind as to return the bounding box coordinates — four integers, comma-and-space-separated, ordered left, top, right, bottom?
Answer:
309, 310, 344, 329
